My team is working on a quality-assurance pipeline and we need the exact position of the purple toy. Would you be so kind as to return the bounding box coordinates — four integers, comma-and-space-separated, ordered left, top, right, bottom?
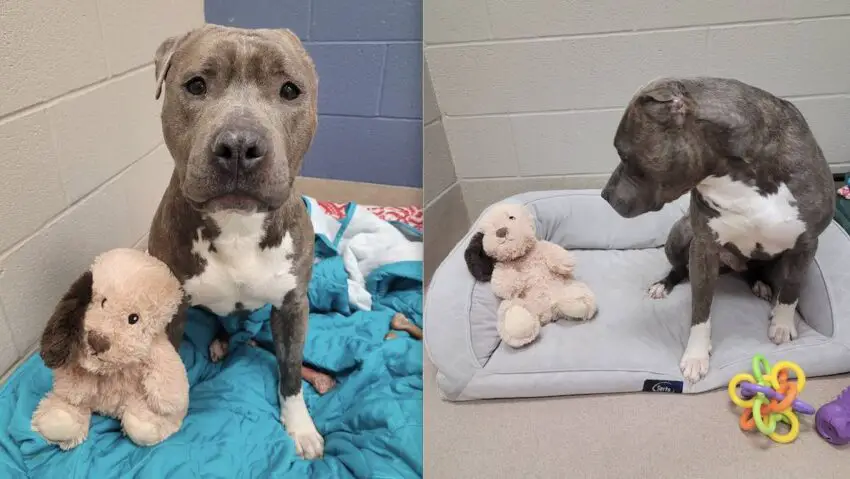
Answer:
740, 382, 816, 415
816, 386, 850, 446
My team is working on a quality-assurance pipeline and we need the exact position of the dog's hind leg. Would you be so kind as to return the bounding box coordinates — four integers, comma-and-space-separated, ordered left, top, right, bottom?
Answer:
742, 260, 774, 302
766, 241, 817, 344
649, 216, 691, 299
648, 267, 688, 299
301, 365, 335, 395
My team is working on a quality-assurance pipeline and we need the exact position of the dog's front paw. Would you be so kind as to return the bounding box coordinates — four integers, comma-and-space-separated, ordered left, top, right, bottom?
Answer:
281, 392, 324, 459
647, 281, 668, 299
680, 321, 712, 384
209, 338, 229, 362
680, 351, 710, 384
751, 281, 772, 301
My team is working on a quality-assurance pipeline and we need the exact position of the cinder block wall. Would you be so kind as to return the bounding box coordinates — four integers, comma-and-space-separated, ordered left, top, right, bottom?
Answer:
206, 0, 423, 188
0, 0, 204, 377
425, 0, 850, 220
423, 60, 469, 286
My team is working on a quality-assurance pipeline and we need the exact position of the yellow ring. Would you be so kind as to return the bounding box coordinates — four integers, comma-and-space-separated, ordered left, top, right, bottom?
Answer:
728, 373, 756, 408
772, 361, 806, 393
764, 373, 780, 390
768, 410, 800, 444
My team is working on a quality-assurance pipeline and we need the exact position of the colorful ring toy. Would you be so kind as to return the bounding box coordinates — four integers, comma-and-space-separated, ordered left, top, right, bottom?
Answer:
727, 354, 813, 444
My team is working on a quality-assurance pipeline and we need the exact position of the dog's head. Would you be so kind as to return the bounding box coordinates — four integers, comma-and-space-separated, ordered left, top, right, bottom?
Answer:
40, 249, 184, 374
154, 24, 318, 214
464, 203, 537, 282
601, 78, 710, 218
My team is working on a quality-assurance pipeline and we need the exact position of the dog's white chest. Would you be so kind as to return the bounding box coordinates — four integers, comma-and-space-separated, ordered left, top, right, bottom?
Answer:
183, 212, 298, 316
696, 175, 806, 256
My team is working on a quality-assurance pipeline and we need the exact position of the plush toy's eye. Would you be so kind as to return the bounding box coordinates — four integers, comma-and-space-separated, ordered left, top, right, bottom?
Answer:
508, 216, 516, 220
101, 298, 107, 307
128, 313, 140, 325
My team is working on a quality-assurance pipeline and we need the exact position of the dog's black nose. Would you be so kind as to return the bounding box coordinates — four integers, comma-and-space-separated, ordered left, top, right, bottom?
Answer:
495, 227, 508, 238
87, 331, 111, 354
211, 128, 268, 173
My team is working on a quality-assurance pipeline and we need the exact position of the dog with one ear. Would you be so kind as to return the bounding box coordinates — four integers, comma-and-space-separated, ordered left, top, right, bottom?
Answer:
31, 249, 189, 450
464, 203, 597, 347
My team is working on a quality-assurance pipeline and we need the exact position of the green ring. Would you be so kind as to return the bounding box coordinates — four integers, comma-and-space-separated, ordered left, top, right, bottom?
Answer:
752, 354, 770, 384
753, 397, 777, 435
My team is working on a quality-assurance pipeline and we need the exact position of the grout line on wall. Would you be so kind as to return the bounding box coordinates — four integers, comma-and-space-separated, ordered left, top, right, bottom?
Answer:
424, 180, 459, 210
481, 0, 495, 40
320, 113, 421, 121
375, 45, 390, 116
303, 40, 421, 46
0, 142, 164, 262
425, 14, 850, 49
460, 172, 610, 182
306, 0, 313, 41
0, 297, 19, 361
441, 92, 850, 119
43, 107, 73, 206
424, 117, 440, 128
92, 0, 111, 76
0, 63, 155, 127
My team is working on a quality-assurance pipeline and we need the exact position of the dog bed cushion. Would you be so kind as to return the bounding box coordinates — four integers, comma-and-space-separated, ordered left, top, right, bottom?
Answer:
425, 189, 850, 401
0, 197, 423, 478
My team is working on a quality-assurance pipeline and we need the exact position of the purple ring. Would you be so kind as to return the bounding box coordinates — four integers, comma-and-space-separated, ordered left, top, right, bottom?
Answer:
740, 382, 815, 415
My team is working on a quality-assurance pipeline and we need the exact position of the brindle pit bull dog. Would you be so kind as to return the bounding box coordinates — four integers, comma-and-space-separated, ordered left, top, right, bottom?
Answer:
147, 25, 328, 458
601, 77, 834, 385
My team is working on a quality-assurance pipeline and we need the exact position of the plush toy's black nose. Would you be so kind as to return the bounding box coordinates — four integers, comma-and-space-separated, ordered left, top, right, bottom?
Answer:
495, 227, 508, 238
87, 331, 111, 354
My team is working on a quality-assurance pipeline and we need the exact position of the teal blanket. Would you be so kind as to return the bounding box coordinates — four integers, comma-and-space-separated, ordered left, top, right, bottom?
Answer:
0, 198, 423, 478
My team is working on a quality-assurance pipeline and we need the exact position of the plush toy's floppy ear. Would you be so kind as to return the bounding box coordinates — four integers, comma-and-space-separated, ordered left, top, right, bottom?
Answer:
40, 271, 93, 369
464, 232, 495, 282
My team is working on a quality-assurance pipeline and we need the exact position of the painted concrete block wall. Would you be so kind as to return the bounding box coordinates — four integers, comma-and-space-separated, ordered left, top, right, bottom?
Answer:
0, 0, 205, 376
206, 0, 423, 187
424, 0, 850, 219
423, 61, 469, 286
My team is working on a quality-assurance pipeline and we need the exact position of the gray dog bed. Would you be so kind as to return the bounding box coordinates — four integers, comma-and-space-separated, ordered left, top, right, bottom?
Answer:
425, 190, 850, 401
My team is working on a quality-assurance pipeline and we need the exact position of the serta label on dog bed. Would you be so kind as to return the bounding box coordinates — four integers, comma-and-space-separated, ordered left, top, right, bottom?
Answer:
642, 379, 684, 394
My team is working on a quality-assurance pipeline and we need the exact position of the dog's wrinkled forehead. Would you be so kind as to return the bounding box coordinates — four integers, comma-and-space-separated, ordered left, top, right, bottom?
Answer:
174, 27, 313, 86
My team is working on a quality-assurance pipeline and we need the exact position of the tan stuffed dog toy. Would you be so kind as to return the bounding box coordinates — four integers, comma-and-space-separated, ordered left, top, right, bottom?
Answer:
32, 248, 189, 450
465, 203, 597, 347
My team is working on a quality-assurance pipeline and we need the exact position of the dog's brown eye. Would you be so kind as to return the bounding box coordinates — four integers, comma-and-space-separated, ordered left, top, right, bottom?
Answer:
128, 313, 140, 325
508, 216, 515, 220
101, 298, 107, 307
280, 82, 301, 101
185, 77, 206, 96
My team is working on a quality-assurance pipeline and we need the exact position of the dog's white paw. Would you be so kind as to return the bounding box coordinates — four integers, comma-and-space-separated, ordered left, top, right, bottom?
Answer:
769, 302, 798, 344
280, 391, 324, 459
209, 338, 229, 362
680, 321, 711, 384
751, 281, 772, 301
680, 353, 710, 384
289, 423, 324, 459
647, 282, 668, 299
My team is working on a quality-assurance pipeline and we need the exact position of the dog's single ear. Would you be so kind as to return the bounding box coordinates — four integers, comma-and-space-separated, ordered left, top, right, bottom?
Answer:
464, 232, 495, 282
40, 271, 93, 369
154, 31, 192, 100
638, 81, 689, 126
